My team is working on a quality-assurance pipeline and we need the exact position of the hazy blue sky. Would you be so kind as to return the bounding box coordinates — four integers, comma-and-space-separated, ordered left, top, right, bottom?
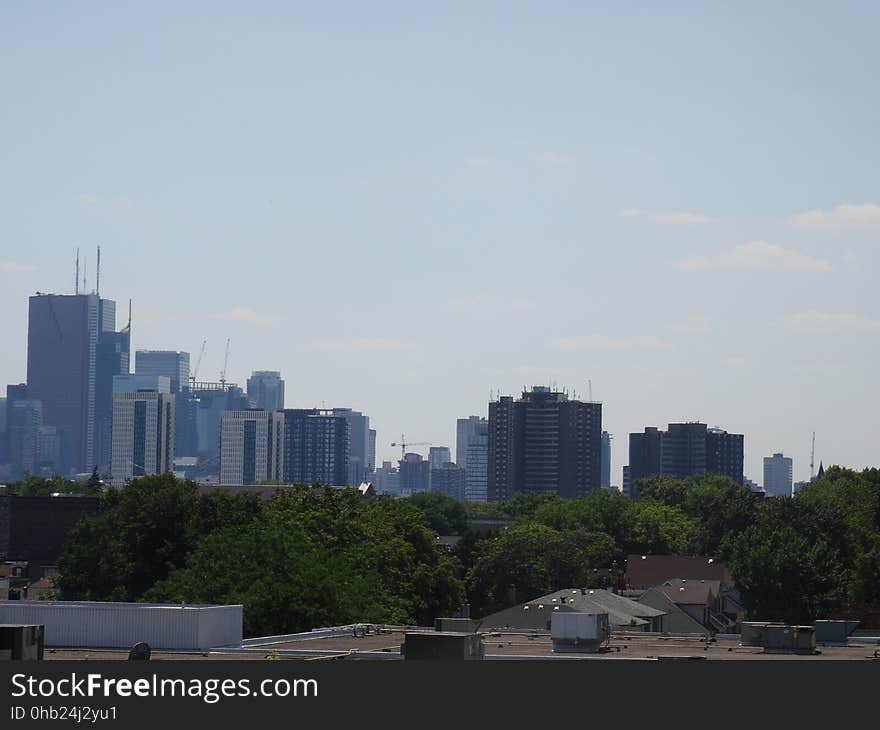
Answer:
2, 2, 878, 483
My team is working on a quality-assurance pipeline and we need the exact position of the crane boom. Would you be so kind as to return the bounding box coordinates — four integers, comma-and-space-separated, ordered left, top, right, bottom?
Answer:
220, 338, 231, 386
191, 339, 207, 388
390, 434, 432, 459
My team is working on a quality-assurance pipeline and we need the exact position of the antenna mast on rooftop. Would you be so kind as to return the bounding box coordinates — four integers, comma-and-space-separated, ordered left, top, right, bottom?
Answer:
75, 248, 80, 295
810, 432, 816, 481
96, 245, 101, 297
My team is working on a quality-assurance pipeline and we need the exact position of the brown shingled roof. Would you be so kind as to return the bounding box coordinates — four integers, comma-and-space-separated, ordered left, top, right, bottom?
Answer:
625, 554, 731, 589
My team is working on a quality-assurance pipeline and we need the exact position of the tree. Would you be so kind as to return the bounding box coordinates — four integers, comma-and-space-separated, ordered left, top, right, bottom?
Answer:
57, 474, 262, 601
465, 522, 617, 615
406, 492, 469, 535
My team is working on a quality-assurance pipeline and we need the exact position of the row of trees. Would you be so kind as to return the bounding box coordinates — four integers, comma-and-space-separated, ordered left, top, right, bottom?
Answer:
48, 466, 880, 633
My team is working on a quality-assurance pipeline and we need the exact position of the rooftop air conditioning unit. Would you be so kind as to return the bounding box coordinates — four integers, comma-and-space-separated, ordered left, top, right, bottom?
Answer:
551, 612, 610, 654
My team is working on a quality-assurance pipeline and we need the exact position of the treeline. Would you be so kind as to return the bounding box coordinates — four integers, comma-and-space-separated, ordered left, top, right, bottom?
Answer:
52, 467, 880, 634
448, 468, 880, 624
56, 476, 462, 636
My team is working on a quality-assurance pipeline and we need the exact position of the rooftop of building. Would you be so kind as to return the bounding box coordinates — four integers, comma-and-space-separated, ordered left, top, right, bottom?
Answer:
41, 628, 880, 662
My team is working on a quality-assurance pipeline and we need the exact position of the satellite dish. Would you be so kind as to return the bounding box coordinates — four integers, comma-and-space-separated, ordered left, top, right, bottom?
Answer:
128, 642, 151, 660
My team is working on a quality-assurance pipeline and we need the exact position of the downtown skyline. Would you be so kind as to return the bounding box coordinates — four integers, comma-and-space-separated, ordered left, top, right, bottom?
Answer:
2, 3, 879, 483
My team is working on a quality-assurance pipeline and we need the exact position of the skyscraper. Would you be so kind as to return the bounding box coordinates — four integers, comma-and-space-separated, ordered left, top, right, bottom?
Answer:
431, 462, 466, 501
487, 387, 602, 501
428, 446, 452, 470
110, 390, 175, 487
331, 408, 370, 486
135, 351, 190, 394
600, 431, 612, 489
246, 371, 285, 412
27, 293, 128, 475
219, 410, 284, 485
457, 415, 489, 502
282, 409, 350, 485
136, 350, 193, 458
399, 452, 431, 495
191, 382, 248, 463
763, 452, 793, 497
626, 422, 744, 498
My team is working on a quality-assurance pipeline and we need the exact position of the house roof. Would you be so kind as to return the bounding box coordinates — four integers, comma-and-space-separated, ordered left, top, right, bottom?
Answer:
655, 579, 720, 606
625, 554, 732, 589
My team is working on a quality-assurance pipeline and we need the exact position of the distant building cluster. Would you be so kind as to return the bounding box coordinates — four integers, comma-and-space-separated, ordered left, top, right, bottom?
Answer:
0, 254, 809, 499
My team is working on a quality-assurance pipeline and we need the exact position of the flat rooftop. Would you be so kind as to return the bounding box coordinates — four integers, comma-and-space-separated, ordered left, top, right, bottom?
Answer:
42, 629, 880, 661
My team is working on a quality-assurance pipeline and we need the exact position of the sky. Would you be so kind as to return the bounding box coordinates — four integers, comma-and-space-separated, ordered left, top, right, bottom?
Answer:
1, 2, 879, 484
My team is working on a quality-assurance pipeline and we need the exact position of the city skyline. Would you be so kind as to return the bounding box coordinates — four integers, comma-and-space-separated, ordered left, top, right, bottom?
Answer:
3, 4, 879, 483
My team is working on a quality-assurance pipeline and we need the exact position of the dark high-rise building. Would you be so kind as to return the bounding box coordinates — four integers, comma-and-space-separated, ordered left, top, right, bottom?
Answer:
135, 351, 190, 395
626, 422, 744, 498
399, 452, 430, 495
135, 350, 192, 457
190, 382, 248, 464
26, 293, 129, 475
487, 386, 602, 501
95, 300, 131, 471
246, 371, 285, 412
431, 462, 466, 501
281, 409, 350, 485
763, 452, 793, 497
331, 408, 370, 486
600, 431, 612, 489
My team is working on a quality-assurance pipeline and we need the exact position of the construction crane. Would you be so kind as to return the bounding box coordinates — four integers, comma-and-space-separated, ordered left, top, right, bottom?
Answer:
390, 435, 432, 459
190, 340, 207, 388
219, 338, 231, 386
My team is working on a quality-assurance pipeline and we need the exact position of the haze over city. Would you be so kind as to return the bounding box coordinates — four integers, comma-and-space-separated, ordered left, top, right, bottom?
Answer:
2, 3, 878, 482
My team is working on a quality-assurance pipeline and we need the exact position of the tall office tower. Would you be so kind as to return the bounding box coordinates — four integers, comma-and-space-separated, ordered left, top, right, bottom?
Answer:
431, 462, 466, 501
0, 396, 7, 465
26, 292, 129, 475
456, 416, 486, 471
282, 409, 350, 485
331, 408, 370, 486
246, 371, 285, 412
113, 375, 172, 394
763, 452, 793, 497
110, 390, 175, 487
219, 410, 285, 485
399, 452, 431, 495
191, 382, 248, 463
600, 431, 612, 489
487, 386, 602, 502
428, 446, 452, 470
372, 461, 400, 496
7, 399, 43, 479
464, 419, 489, 502
621, 465, 632, 499
135, 351, 190, 393
95, 299, 131, 472
135, 350, 192, 457
626, 422, 744, 498
367, 429, 377, 473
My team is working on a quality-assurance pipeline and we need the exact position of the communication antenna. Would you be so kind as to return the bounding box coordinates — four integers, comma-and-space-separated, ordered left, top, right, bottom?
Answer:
588, 379, 593, 402
810, 432, 816, 481
75, 248, 80, 295
96, 245, 101, 296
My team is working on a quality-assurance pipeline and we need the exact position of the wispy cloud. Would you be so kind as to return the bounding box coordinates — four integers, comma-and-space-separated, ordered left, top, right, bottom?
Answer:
0, 261, 36, 274
227, 307, 280, 327
552, 334, 672, 352
778, 311, 880, 334
677, 241, 832, 272
621, 209, 714, 224
310, 338, 416, 354
789, 203, 880, 228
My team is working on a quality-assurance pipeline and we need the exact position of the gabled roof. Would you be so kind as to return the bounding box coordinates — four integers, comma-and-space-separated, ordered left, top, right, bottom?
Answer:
655, 578, 720, 606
